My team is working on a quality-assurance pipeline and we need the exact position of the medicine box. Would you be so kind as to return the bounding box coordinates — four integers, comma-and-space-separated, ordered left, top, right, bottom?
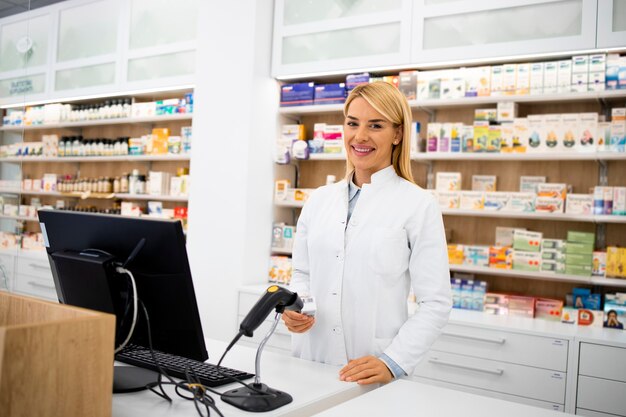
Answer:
535, 298, 563, 321
464, 246, 490, 267
542, 238, 566, 251
559, 113, 577, 151
489, 246, 513, 269
566, 194, 593, 215
460, 191, 484, 210
589, 54, 606, 73
427, 123, 441, 153
592, 251, 607, 277
516, 63, 530, 95
508, 295, 535, 318
561, 307, 578, 324
566, 252, 593, 266
535, 196, 564, 213
472, 175, 496, 192
537, 183, 567, 200
484, 293, 509, 316
519, 176, 546, 193
542, 250, 566, 262
500, 123, 514, 152
438, 191, 460, 209
502, 64, 517, 94
474, 108, 497, 122
614, 187, 626, 215
436, 172, 462, 191
473, 121, 489, 152
565, 264, 592, 277
450, 123, 463, 153
345, 73, 369, 91
486, 125, 501, 152
439, 123, 451, 152
526, 114, 544, 152
495, 227, 525, 247
557, 60, 572, 93
530, 62, 544, 95
447, 244, 465, 265
280, 83, 315, 106
451, 278, 462, 308
541, 260, 566, 274
543, 61, 558, 94
578, 309, 603, 327
513, 250, 541, 271
484, 192, 509, 211
588, 72, 606, 91
606, 247, 623, 278
490, 66, 504, 96
567, 231, 595, 244
513, 230, 543, 252
461, 125, 474, 152
507, 192, 535, 212
313, 83, 346, 105
497, 102, 518, 122
572, 55, 589, 74
399, 71, 418, 100
566, 241, 594, 255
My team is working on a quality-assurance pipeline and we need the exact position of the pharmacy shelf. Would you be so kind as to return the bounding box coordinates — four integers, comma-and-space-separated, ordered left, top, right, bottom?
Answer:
0, 113, 193, 131
114, 193, 188, 202
450, 264, 626, 288
441, 208, 626, 224
271, 247, 293, 255
308, 153, 346, 161
0, 189, 188, 202
0, 214, 37, 222
413, 152, 626, 162
274, 200, 305, 208
278, 90, 626, 115
0, 155, 191, 163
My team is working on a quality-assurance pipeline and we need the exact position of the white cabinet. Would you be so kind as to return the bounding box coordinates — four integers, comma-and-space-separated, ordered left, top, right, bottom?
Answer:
13, 253, 55, 301
411, 0, 598, 65
597, 0, 626, 48
413, 322, 569, 410
576, 343, 626, 416
272, 0, 413, 77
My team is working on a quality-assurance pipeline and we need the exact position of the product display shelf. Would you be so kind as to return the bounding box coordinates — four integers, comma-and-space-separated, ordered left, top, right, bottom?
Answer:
275, 200, 305, 208
308, 153, 346, 161
440, 209, 626, 224
0, 155, 191, 163
450, 264, 626, 288
0, 189, 188, 202
113, 193, 188, 202
278, 90, 626, 116
0, 248, 47, 260
412, 152, 626, 162
0, 113, 193, 131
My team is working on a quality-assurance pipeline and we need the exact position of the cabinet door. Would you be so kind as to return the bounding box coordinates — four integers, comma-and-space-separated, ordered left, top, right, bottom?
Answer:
597, 0, 626, 48
411, 0, 598, 65
272, 0, 413, 77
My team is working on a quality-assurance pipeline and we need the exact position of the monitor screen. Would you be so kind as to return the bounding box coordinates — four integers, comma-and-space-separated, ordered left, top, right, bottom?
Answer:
38, 209, 208, 362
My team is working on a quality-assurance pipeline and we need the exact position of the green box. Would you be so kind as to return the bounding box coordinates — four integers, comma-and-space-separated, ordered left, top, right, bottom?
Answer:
565, 253, 593, 266
567, 231, 595, 244
542, 250, 566, 261
565, 264, 592, 276
513, 230, 542, 253
565, 241, 594, 255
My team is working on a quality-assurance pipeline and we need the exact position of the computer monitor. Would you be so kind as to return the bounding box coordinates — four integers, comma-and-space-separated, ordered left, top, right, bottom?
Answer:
37, 209, 208, 381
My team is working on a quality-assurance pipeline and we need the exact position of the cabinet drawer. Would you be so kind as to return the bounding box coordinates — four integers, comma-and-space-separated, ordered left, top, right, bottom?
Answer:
237, 315, 291, 351
414, 350, 566, 404
577, 409, 622, 417
433, 323, 568, 371
577, 375, 626, 416
14, 274, 57, 301
579, 343, 626, 383
16, 256, 52, 280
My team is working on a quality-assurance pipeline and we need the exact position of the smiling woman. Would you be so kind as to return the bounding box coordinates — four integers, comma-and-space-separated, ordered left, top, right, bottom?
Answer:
284, 81, 453, 386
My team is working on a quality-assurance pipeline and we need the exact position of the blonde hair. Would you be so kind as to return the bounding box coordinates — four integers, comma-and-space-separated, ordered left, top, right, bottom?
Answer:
343, 82, 414, 184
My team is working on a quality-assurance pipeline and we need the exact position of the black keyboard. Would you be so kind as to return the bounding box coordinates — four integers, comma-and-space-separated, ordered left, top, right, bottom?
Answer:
116, 344, 254, 388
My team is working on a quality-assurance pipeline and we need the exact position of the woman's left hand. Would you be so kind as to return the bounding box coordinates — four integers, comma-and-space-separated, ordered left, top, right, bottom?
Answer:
339, 355, 393, 385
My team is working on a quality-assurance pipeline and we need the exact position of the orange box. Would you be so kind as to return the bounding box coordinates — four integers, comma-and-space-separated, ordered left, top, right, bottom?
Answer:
151, 128, 170, 154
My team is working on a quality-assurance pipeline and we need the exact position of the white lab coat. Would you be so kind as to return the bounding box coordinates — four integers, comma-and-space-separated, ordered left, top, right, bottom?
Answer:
289, 166, 452, 375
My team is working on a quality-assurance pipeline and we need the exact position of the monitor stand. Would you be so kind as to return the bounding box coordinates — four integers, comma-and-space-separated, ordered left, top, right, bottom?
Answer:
113, 366, 159, 393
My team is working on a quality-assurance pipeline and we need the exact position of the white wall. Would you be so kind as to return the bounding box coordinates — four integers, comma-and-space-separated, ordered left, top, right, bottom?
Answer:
187, 1, 278, 343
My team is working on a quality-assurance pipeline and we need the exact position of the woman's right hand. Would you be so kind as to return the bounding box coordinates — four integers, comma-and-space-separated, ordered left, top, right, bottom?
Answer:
282, 310, 315, 333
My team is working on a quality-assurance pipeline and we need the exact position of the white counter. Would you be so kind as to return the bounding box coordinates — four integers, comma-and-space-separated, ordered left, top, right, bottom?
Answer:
112, 338, 372, 417
315, 379, 576, 417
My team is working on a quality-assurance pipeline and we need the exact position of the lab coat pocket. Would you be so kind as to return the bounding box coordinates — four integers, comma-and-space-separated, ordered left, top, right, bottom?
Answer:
369, 228, 410, 279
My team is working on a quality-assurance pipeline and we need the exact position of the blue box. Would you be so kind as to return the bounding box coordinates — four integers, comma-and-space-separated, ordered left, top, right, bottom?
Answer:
314, 83, 346, 105
346, 73, 370, 92
280, 83, 315, 107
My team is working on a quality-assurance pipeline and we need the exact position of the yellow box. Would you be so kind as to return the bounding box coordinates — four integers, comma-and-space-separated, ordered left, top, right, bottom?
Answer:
606, 246, 621, 278
447, 244, 465, 265
150, 128, 170, 154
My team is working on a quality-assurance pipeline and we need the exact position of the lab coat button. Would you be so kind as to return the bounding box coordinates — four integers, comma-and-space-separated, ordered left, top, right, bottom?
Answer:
351, 219, 358, 226
333, 326, 342, 334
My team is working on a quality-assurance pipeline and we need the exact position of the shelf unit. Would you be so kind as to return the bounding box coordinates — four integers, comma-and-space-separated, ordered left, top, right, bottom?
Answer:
274, 75, 626, 302
0, 189, 188, 202
0, 114, 193, 131
0, 155, 190, 163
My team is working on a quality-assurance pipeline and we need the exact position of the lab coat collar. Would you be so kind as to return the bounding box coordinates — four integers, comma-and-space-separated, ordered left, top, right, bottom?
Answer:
362, 165, 397, 188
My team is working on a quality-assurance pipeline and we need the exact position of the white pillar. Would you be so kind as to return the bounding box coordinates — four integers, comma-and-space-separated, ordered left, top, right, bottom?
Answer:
187, 1, 277, 342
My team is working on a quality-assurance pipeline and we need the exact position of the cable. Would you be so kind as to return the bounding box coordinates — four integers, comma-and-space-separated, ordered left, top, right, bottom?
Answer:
114, 266, 138, 354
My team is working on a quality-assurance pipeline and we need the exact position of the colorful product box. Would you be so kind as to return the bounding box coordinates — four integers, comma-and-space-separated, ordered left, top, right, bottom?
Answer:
502, 64, 517, 94
439, 123, 452, 152
500, 123, 514, 152
484, 293, 509, 316
614, 187, 626, 215
516, 63, 530, 95
472, 281, 488, 311
427, 123, 441, 153
280, 83, 315, 106
490, 66, 504, 96
513, 230, 543, 252
567, 231, 595, 244
507, 192, 535, 212
472, 175, 497, 192
484, 192, 510, 211
578, 309, 604, 327
526, 115, 544, 152
512, 118, 529, 152
519, 176, 546, 193
474, 108, 497, 122
508, 295, 536, 318
460, 279, 475, 309
566, 194, 593, 215
486, 125, 501, 152
542, 250, 566, 262
399, 71, 418, 100
495, 227, 525, 247
460, 191, 485, 210
606, 247, 625, 278
604, 299, 626, 330
558, 113, 577, 151
497, 102, 518, 122
345, 73, 369, 91
447, 244, 465, 265
451, 278, 462, 308
610, 121, 626, 152
593, 251, 607, 277
464, 246, 490, 267
566, 241, 594, 255
435, 172, 462, 191
535, 298, 563, 321
461, 125, 474, 152
473, 121, 490, 152
313, 83, 346, 105
438, 191, 460, 209
535, 196, 564, 213
589, 54, 606, 73
578, 113, 598, 151
489, 246, 513, 269
565, 253, 593, 265
450, 123, 463, 153
593, 186, 612, 215
561, 307, 578, 324
541, 260, 566, 274
537, 183, 567, 200
542, 238, 566, 251
513, 250, 541, 271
